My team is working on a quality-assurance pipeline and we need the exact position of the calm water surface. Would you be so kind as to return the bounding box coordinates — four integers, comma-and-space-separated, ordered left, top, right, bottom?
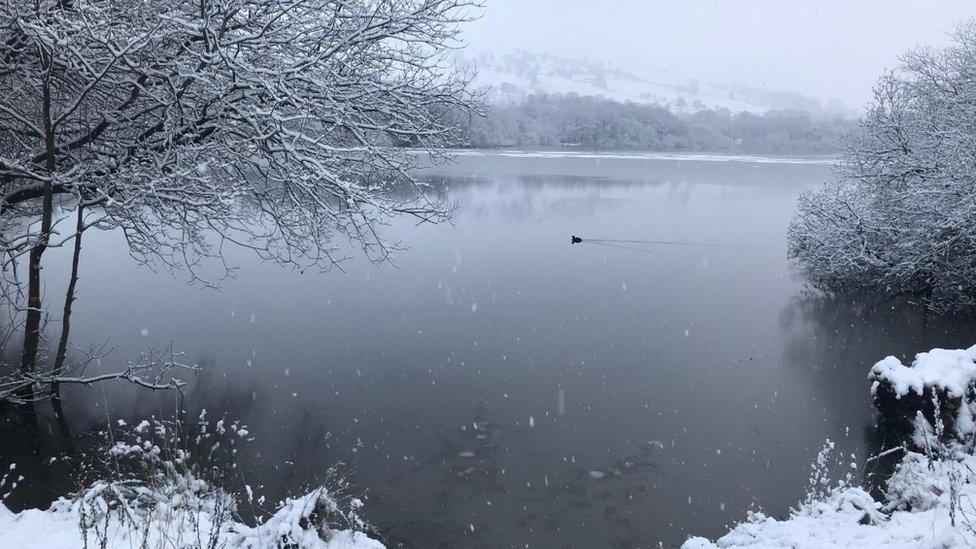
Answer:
8, 151, 976, 548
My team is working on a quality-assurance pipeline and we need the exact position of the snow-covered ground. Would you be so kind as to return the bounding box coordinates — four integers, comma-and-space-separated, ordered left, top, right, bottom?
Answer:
685, 345, 976, 548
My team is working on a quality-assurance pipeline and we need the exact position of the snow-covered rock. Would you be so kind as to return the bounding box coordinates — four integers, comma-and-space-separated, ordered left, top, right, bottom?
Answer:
870, 345, 976, 439
870, 346, 976, 401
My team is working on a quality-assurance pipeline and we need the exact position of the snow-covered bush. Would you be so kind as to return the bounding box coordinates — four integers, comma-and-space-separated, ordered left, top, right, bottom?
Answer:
0, 414, 381, 549
789, 21, 976, 311
70, 413, 247, 548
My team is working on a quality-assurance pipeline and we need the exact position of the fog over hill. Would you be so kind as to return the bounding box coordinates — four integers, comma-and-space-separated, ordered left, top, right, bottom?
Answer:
456, 50, 857, 118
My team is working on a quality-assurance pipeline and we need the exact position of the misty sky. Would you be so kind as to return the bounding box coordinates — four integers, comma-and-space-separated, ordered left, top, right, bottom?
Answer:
462, 0, 976, 109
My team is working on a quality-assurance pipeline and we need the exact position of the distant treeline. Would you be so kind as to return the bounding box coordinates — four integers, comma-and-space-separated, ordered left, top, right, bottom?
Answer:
457, 93, 856, 153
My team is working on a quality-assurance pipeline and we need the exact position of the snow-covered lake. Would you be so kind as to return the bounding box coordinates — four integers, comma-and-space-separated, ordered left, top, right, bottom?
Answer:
7, 151, 976, 547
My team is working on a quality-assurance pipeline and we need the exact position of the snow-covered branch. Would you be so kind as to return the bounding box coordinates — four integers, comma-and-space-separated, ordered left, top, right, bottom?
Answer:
0, 345, 195, 404
0, 0, 481, 392
0, 0, 480, 276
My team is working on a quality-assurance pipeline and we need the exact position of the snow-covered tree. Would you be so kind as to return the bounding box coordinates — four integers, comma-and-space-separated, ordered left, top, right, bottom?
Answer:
789, 21, 976, 311
0, 0, 479, 398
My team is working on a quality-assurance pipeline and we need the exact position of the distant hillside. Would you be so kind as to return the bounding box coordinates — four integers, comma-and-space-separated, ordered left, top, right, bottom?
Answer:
456, 93, 856, 154
455, 50, 855, 118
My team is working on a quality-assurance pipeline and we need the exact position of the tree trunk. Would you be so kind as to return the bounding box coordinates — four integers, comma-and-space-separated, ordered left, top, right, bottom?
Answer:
51, 203, 83, 428
19, 62, 56, 401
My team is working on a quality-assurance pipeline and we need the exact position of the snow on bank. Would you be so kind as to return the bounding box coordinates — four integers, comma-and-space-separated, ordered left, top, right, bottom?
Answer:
685, 344, 976, 549
0, 488, 385, 549
870, 345, 976, 400
684, 449, 976, 548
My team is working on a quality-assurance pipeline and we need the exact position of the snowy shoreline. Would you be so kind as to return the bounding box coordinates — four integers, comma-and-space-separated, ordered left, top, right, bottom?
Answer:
0, 490, 385, 549
684, 449, 976, 548
685, 345, 976, 548
0, 416, 386, 549
7, 346, 976, 548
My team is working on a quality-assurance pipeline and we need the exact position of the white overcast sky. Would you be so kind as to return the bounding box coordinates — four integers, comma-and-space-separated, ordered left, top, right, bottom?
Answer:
461, 0, 976, 109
